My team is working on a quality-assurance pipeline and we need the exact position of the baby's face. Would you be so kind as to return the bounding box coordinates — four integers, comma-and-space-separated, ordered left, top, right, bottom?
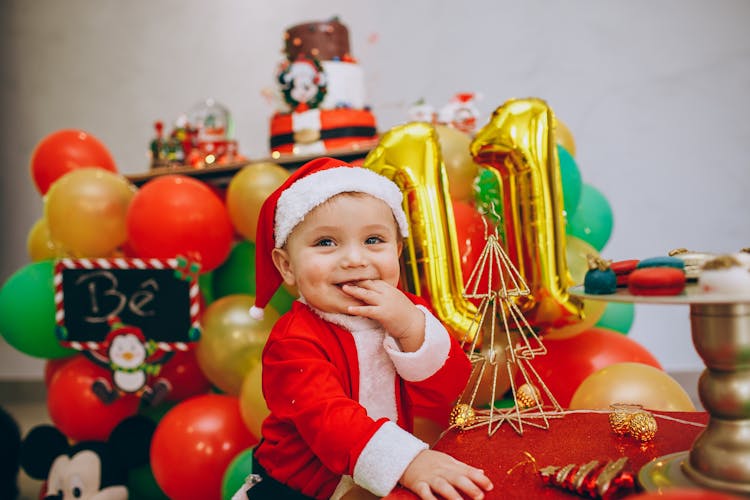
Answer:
274, 193, 402, 315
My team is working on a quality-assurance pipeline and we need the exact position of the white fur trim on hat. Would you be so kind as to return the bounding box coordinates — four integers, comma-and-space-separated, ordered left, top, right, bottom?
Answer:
274, 167, 409, 248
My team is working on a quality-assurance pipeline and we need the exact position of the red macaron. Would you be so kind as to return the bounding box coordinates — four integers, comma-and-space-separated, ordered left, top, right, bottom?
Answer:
610, 259, 640, 287
628, 267, 686, 296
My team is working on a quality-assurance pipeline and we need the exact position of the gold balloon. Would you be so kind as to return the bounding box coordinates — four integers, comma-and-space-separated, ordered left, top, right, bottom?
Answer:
565, 234, 596, 285
434, 125, 480, 202
568, 362, 696, 411
238, 363, 268, 439
226, 162, 289, 242
27, 217, 62, 261
470, 98, 584, 330
44, 168, 137, 257
543, 235, 606, 339
468, 327, 516, 407
364, 122, 478, 341
555, 117, 577, 157
195, 294, 279, 395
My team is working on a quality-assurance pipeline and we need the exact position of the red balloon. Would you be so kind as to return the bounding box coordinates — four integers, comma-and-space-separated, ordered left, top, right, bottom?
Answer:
30, 129, 117, 195
158, 349, 212, 402
151, 394, 258, 500
525, 327, 663, 408
126, 175, 234, 272
43, 356, 75, 387
47, 355, 140, 441
452, 200, 499, 303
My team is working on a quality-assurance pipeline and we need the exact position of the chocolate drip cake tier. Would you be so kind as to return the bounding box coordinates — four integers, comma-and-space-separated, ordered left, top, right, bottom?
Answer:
284, 18, 350, 61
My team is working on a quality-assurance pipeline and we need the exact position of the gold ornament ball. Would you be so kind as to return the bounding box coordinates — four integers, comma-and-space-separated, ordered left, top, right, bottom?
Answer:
609, 411, 631, 436
608, 403, 642, 436
516, 383, 541, 409
628, 411, 657, 442
450, 403, 476, 429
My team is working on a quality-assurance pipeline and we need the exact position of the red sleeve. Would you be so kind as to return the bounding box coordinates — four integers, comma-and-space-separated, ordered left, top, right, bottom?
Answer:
405, 334, 471, 427
262, 334, 388, 476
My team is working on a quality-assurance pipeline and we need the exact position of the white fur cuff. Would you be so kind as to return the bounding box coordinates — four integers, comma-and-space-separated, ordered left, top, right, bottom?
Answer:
384, 305, 452, 382
353, 421, 428, 497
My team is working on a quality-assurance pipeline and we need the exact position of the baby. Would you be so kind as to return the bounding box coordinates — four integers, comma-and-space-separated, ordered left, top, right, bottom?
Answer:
238, 157, 493, 499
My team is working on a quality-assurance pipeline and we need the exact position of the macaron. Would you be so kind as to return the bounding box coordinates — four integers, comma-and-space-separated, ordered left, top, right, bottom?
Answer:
583, 255, 617, 294
636, 256, 686, 271
628, 267, 686, 296
610, 259, 640, 287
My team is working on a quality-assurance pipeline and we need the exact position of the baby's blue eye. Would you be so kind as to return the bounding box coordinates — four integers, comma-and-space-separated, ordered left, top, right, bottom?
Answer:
315, 238, 335, 247
365, 236, 384, 245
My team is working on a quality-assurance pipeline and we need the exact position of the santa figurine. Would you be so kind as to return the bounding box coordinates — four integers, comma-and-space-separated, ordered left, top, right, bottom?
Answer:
437, 92, 482, 135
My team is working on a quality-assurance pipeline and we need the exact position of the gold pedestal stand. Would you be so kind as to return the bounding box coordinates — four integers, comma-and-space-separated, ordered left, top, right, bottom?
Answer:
571, 285, 750, 494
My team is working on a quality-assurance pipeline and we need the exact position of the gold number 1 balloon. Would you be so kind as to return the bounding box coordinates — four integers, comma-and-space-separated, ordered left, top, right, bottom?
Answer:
364, 122, 478, 341
470, 98, 584, 329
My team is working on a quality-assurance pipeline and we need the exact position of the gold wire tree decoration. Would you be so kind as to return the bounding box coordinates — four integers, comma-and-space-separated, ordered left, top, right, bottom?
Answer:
450, 207, 563, 436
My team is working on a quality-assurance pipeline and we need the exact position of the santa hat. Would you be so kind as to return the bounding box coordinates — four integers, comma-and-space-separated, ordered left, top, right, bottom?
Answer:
249, 157, 409, 320
102, 317, 147, 348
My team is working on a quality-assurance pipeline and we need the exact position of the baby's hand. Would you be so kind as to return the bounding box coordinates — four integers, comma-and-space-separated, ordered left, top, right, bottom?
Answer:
400, 449, 493, 500
342, 280, 425, 351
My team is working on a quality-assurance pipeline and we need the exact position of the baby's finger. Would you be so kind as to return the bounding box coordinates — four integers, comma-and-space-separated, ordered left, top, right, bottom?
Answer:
352, 279, 389, 292
428, 477, 463, 500
451, 475, 486, 499
346, 305, 379, 318
466, 467, 493, 491
411, 481, 438, 500
342, 283, 381, 303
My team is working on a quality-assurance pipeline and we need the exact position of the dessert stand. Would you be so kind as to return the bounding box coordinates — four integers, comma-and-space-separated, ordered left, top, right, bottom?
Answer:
571, 284, 750, 494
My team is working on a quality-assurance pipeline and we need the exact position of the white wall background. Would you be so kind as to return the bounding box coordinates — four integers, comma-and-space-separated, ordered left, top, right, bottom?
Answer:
2, 0, 749, 379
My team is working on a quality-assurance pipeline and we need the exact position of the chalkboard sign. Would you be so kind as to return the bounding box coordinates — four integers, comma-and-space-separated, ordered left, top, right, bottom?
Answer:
55, 258, 201, 349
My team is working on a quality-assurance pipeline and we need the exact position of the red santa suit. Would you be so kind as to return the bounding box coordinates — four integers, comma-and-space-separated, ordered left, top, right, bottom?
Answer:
235, 156, 472, 499
253, 294, 471, 499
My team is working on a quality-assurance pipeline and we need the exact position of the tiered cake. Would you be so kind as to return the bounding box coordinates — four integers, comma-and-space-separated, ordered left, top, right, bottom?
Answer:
269, 17, 378, 155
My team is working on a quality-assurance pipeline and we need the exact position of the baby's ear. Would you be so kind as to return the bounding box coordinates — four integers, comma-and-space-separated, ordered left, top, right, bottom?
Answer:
271, 248, 296, 286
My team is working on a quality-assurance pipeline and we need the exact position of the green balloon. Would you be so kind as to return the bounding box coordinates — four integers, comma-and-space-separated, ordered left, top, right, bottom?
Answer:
213, 239, 296, 315
198, 271, 215, 306
269, 285, 295, 315
566, 183, 614, 252
557, 144, 582, 219
139, 400, 177, 423
221, 446, 255, 500
473, 167, 506, 244
213, 240, 255, 298
0, 260, 75, 359
595, 301, 635, 334
128, 464, 170, 500
474, 168, 502, 222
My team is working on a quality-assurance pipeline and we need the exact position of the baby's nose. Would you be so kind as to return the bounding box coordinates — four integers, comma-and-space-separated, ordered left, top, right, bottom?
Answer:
342, 245, 367, 266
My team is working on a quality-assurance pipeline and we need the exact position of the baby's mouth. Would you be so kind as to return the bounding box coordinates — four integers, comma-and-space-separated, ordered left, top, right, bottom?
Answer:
335, 279, 373, 289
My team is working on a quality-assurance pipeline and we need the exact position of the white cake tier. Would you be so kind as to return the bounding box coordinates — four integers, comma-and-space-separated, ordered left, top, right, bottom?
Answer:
276, 61, 366, 112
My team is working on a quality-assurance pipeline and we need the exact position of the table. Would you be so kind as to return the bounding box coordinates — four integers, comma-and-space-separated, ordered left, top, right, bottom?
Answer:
385, 411, 708, 499
570, 284, 750, 493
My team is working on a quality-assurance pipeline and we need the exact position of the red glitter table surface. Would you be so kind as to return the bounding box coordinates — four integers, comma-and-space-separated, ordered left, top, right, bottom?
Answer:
385, 411, 709, 499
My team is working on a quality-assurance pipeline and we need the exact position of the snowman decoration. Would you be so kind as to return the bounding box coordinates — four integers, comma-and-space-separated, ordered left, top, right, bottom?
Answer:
278, 56, 328, 112
88, 318, 173, 406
